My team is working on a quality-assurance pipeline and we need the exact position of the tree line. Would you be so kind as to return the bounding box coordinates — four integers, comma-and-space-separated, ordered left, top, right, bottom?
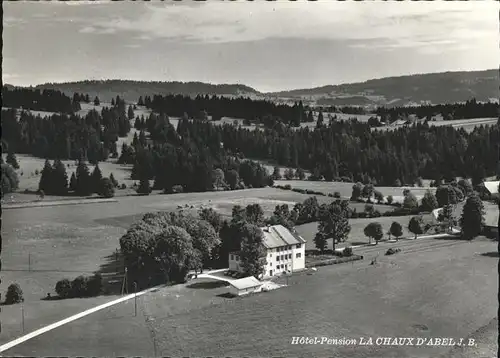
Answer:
127, 113, 497, 191
2, 86, 85, 114
37, 159, 116, 198
142, 94, 308, 126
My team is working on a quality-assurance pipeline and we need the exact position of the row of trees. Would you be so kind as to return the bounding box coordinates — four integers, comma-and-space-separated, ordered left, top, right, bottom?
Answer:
115, 183, 487, 289
126, 112, 498, 190
143, 94, 309, 127
55, 273, 103, 299
375, 98, 499, 123
2, 86, 82, 113
120, 116, 274, 194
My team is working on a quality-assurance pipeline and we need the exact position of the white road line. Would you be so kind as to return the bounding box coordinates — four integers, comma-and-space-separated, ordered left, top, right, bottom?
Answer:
0, 286, 158, 353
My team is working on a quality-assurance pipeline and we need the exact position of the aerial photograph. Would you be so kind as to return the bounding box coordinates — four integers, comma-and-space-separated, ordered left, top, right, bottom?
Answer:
1, 1, 499, 357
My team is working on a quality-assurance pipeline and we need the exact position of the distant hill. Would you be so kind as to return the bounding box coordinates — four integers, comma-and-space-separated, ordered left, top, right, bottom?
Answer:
267, 69, 499, 107
7, 69, 498, 107
30, 80, 262, 103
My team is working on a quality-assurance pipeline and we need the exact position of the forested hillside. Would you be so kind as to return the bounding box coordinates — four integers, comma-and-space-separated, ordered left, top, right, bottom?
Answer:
128, 116, 498, 188
1, 96, 132, 162
270, 69, 498, 107
2, 86, 84, 113
375, 98, 499, 121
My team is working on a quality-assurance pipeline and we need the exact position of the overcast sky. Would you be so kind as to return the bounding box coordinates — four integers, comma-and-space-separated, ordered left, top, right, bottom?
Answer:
3, 1, 498, 92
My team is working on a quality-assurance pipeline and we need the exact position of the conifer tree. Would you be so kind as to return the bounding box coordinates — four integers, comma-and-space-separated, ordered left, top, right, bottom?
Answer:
69, 172, 77, 192
137, 178, 152, 195
52, 159, 68, 195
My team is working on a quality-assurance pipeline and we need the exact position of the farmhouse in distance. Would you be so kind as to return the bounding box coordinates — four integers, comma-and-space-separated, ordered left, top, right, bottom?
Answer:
229, 224, 306, 278
1, 1, 499, 357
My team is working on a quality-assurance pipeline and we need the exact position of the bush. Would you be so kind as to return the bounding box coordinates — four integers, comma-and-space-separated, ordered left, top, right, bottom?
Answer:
5, 283, 24, 305
385, 248, 401, 256
284, 184, 292, 190
120, 183, 127, 189
333, 191, 341, 198
343, 247, 353, 257
55, 279, 72, 299
1, 163, 20, 197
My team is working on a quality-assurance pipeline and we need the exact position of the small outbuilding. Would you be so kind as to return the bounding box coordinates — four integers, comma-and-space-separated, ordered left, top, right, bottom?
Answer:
228, 276, 262, 297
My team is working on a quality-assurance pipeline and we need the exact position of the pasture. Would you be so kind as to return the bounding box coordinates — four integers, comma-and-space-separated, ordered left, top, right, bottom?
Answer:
4, 237, 497, 357
375, 117, 497, 133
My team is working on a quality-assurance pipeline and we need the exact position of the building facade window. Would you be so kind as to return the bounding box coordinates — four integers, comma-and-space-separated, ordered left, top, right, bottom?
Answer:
296, 244, 301, 249
230, 255, 234, 260
296, 252, 302, 258
276, 256, 280, 261
288, 254, 292, 259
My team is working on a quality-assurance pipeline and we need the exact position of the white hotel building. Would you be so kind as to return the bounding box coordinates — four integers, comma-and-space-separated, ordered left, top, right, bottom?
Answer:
229, 224, 306, 279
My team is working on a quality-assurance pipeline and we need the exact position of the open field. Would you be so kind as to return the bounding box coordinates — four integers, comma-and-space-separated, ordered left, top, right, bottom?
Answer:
3, 153, 136, 193
274, 180, 434, 204
4, 237, 497, 357
375, 117, 497, 133
295, 214, 434, 250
